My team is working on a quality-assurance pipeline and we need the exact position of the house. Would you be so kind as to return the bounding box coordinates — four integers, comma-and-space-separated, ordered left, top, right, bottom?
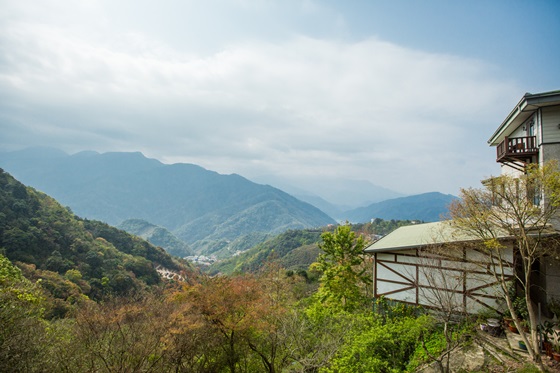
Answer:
488, 90, 560, 174
364, 221, 514, 314
365, 90, 560, 314
488, 90, 560, 309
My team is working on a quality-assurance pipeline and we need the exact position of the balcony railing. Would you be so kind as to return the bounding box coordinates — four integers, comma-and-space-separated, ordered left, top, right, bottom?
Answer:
496, 136, 538, 163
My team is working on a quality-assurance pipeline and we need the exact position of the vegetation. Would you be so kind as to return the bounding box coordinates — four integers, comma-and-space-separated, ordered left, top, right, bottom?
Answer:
0, 168, 188, 312
207, 229, 323, 275
449, 160, 560, 368
0, 169, 496, 372
312, 224, 371, 311
118, 218, 194, 257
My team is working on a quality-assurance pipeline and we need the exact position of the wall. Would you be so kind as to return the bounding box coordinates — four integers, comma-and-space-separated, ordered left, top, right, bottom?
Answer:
541, 106, 560, 144
373, 245, 513, 314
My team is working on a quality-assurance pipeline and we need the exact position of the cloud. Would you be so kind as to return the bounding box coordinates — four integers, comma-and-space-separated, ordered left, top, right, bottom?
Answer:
0, 1, 518, 195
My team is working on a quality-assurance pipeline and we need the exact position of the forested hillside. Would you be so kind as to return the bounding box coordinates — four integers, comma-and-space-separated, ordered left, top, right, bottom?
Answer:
207, 229, 323, 275
118, 218, 194, 258
0, 168, 188, 316
207, 219, 422, 276
0, 148, 335, 255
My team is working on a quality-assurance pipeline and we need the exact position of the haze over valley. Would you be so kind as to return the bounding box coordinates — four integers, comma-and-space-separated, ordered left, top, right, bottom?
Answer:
0, 147, 454, 259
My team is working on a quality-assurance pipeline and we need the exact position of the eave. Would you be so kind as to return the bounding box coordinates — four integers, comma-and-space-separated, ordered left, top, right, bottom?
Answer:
488, 90, 560, 146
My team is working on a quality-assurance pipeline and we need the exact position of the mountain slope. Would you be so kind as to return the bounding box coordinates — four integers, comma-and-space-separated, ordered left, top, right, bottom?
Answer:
207, 229, 323, 275
343, 192, 458, 223
0, 168, 187, 308
118, 219, 194, 258
251, 174, 404, 210
0, 148, 335, 255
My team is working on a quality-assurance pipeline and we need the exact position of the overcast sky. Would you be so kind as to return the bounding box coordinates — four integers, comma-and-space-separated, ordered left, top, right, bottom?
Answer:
1, 0, 559, 196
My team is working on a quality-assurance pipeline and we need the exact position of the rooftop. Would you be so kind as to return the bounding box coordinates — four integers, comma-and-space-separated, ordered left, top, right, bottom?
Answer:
364, 221, 487, 253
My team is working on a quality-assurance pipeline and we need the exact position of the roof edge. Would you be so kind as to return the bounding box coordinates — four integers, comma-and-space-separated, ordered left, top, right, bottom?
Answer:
488, 90, 560, 145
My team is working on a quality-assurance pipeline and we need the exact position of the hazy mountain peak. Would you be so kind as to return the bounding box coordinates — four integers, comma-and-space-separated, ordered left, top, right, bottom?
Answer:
0, 148, 334, 256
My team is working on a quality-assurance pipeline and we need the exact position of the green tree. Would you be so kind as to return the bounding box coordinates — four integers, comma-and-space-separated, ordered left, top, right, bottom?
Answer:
0, 253, 48, 372
312, 224, 371, 312
323, 313, 433, 373
449, 160, 560, 369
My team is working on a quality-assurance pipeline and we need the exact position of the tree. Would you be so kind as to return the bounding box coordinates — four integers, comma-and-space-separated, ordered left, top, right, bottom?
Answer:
449, 160, 560, 368
186, 275, 264, 373
312, 224, 371, 312
67, 296, 170, 372
0, 254, 48, 372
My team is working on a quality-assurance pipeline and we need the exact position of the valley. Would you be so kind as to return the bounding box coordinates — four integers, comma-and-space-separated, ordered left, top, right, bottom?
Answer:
0, 147, 455, 261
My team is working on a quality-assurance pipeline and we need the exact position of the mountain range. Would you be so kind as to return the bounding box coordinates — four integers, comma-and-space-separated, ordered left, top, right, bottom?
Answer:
0, 147, 457, 258
0, 147, 335, 256
250, 174, 404, 217
343, 192, 458, 223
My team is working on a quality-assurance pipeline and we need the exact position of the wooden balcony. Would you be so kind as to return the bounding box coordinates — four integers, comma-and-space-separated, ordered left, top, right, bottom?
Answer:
496, 136, 538, 169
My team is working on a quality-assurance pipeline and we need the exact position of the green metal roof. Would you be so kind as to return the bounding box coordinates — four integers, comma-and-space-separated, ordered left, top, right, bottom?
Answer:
364, 221, 482, 253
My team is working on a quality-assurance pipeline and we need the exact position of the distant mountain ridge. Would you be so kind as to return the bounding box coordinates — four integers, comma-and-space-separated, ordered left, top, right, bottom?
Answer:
251, 174, 404, 213
343, 192, 458, 223
0, 147, 335, 256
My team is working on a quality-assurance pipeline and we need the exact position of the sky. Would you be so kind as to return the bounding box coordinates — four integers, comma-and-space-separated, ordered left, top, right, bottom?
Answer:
1, 0, 559, 197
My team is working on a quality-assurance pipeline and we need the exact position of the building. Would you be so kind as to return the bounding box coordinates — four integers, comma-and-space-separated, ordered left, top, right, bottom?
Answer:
365, 90, 560, 314
488, 90, 560, 174
364, 222, 513, 314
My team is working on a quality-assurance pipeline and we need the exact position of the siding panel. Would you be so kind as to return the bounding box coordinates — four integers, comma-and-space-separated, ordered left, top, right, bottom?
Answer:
542, 106, 560, 143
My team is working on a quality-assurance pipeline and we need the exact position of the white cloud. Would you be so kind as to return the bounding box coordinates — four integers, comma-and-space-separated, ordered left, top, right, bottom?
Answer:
0, 0, 519, 195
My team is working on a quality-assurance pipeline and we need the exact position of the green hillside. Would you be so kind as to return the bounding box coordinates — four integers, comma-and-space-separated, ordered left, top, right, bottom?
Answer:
207, 219, 422, 276
207, 229, 324, 275
0, 168, 188, 316
118, 218, 194, 257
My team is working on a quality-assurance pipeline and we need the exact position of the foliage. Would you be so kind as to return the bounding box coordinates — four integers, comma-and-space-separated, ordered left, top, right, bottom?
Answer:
323, 313, 433, 373
207, 229, 323, 275
313, 224, 371, 311
1, 246, 445, 373
0, 253, 49, 372
118, 218, 194, 257
0, 168, 189, 306
449, 160, 560, 366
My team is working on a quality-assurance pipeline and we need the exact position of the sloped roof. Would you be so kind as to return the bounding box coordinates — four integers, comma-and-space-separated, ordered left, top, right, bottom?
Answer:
488, 90, 560, 146
364, 221, 485, 253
